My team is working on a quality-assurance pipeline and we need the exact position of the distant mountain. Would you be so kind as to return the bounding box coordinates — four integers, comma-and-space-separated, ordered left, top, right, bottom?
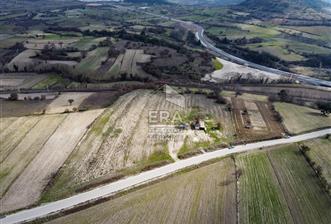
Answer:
239, 0, 329, 12
125, 0, 167, 3
167, 0, 244, 6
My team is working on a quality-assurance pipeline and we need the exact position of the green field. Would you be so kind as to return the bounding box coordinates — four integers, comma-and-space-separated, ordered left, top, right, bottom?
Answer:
274, 102, 331, 134
32, 74, 67, 89
268, 145, 331, 224
237, 152, 293, 224
303, 137, 331, 193
212, 58, 223, 70
74, 47, 109, 75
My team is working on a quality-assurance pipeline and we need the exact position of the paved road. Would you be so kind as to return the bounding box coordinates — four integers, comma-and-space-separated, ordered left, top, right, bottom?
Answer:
127, 6, 331, 88
1, 128, 330, 224
195, 27, 331, 87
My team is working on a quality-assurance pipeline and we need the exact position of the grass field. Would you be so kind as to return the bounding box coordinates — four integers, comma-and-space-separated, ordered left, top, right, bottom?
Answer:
268, 145, 331, 224
212, 58, 223, 70
237, 152, 293, 224
274, 102, 331, 134
302, 137, 331, 193
46, 158, 237, 224
32, 74, 67, 89
74, 47, 108, 73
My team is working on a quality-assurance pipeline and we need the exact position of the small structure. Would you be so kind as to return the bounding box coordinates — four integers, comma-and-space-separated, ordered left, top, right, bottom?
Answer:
193, 119, 206, 131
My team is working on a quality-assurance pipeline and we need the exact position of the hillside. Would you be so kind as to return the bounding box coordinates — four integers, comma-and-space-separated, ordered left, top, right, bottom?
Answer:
237, 0, 331, 21
240, 0, 328, 11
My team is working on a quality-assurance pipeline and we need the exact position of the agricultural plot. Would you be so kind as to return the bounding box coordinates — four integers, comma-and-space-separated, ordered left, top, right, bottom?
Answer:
0, 117, 17, 133
74, 47, 108, 74
32, 74, 67, 89
237, 153, 293, 224
0, 110, 103, 212
46, 158, 237, 224
24, 37, 78, 50
46, 92, 94, 114
5, 49, 39, 71
268, 145, 331, 224
0, 114, 66, 197
221, 91, 268, 102
70, 37, 106, 51
0, 73, 48, 90
231, 97, 283, 142
42, 90, 236, 201
302, 137, 331, 193
0, 99, 50, 117
274, 102, 331, 134
245, 43, 305, 62
0, 116, 41, 163
106, 49, 152, 80
6, 49, 78, 73
238, 144, 331, 224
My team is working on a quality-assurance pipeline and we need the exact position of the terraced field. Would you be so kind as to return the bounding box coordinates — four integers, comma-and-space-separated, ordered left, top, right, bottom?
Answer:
274, 102, 331, 134
46, 158, 237, 224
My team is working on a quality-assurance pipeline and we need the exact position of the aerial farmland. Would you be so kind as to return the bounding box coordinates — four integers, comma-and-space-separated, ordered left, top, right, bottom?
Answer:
1, 0, 331, 223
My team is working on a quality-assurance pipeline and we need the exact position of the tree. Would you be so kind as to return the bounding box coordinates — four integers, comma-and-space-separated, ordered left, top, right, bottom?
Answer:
8, 93, 18, 101
68, 99, 74, 106
316, 102, 331, 116
278, 89, 289, 102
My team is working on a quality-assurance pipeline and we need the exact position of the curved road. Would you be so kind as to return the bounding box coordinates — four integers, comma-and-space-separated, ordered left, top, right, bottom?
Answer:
132, 7, 331, 88
1, 128, 331, 224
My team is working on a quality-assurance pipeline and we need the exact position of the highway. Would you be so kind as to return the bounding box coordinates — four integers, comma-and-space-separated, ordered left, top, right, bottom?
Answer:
1, 128, 331, 224
130, 6, 331, 88
195, 26, 331, 87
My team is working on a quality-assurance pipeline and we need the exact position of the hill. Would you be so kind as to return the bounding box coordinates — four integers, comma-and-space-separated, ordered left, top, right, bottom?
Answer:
240, 0, 328, 12
237, 0, 331, 21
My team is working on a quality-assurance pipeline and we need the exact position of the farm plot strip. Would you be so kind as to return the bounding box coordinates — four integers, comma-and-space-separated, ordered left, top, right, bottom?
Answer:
0, 110, 103, 213
0, 117, 17, 133
304, 138, 331, 185
237, 153, 294, 224
267, 146, 331, 224
0, 114, 67, 197
46, 158, 236, 224
41, 91, 143, 201
0, 116, 41, 163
